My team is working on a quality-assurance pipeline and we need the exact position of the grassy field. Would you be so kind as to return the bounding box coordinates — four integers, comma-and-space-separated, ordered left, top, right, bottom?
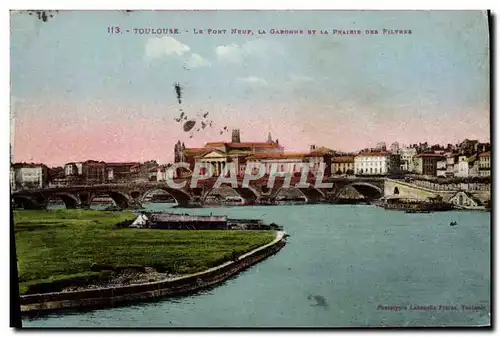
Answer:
13, 209, 276, 295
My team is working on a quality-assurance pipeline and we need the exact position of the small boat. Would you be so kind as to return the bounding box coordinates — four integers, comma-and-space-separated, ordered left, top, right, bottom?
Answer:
450, 221, 457, 227
405, 209, 431, 214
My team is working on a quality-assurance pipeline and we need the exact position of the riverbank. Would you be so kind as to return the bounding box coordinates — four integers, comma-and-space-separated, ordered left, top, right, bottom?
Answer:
20, 230, 286, 316
14, 210, 277, 298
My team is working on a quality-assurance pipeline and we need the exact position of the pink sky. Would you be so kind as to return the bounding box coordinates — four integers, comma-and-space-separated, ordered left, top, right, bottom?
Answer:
12, 99, 490, 167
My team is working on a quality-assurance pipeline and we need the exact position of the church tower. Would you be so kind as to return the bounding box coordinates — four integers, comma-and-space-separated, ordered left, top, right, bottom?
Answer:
267, 132, 273, 143
232, 129, 241, 143
174, 140, 184, 163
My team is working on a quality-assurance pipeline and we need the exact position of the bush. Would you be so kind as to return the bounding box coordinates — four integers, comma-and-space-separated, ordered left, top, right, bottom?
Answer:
20, 270, 115, 295
113, 219, 134, 229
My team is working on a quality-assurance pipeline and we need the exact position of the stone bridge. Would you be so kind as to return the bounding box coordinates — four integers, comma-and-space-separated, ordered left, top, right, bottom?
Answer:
384, 178, 491, 204
11, 176, 386, 209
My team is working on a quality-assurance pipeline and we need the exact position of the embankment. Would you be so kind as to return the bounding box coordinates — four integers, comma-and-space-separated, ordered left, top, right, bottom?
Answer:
20, 231, 287, 316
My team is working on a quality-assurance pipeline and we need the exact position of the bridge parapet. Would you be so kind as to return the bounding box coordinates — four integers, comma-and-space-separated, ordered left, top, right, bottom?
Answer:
12, 177, 387, 209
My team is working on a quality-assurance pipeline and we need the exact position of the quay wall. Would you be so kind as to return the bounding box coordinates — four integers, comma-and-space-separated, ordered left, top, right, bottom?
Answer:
384, 179, 490, 203
20, 231, 287, 316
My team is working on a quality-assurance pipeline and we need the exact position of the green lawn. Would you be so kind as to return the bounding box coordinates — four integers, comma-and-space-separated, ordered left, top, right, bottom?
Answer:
14, 209, 276, 295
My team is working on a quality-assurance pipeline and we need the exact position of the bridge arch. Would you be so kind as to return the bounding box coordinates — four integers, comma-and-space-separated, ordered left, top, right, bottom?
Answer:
130, 191, 142, 200
202, 185, 260, 205
271, 186, 325, 203
393, 187, 400, 195
12, 196, 42, 209
140, 187, 191, 206
140, 188, 188, 205
337, 182, 383, 200
50, 193, 80, 209
88, 191, 132, 209
271, 187, 308, 202
299, 187, 326, 201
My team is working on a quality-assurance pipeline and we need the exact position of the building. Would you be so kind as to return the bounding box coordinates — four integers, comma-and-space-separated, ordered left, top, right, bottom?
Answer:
458, 139, 479, 155
233, 129, 241, 143
332, 155, 355, 175
64, 160, 107, 184
375, 142, 387, 151
10, 167, 15, 190
105, 162, 141, 182
413, 153, 445, 176
46, 166, 66, 187
455, 155, 469, 178
478, 152, 491, 177
354, 151, 395, 176
84, 161, 107, 183
452, 154, 480, 178
306, 151, 332, 177
390, 142, 400, 154
475, 142, 491, 153
243, 151, 332, 177
445, 153, 456, 177
436, 159, 447, 177
174, 141, 186, 163
388, 154, 401, 175
156, 164, 176, 181
64, 162, 82, 176
181, 130, 285, 176
11, 163, 49, 189
149, 164, 175, 181
399, 147, 417, 173
245, 153, 306, 176
468, 156, 480, 177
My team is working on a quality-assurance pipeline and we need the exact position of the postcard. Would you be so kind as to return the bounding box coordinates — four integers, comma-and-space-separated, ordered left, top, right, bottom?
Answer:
10, 9, 491, 328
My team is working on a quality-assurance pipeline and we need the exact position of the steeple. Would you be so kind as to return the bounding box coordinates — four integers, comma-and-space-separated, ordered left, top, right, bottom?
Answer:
232, 129, 241, 143
267, 132, 273, 143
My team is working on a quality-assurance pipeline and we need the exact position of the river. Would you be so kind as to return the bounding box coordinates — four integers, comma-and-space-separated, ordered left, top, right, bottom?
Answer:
22, 204, 491, 327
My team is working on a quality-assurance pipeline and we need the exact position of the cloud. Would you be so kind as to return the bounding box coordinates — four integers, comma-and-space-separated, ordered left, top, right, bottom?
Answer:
290, 74, 314, 82
215, 44, 242, 63
145, 36, 190, 60
186, 53, 211, 69
237, 76, 269, 87
215, 40, 279, 63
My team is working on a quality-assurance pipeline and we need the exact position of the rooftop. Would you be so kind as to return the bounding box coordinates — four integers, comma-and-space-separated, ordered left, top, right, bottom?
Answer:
465, 156, 477, 165
106, 162, 141, 166
357, 151, 390, 157
12, 162, 47, 168
227, 142, 280, 149
478, 152, 491, 157
247, 152, 307, 160
149, 213, 227, 223
204, 142, 226, 147
184, 148, 214, 155
306, 151, 332, 157
333, 156, 355, 163
414, 153, 445, 158
204, 141, 281, 149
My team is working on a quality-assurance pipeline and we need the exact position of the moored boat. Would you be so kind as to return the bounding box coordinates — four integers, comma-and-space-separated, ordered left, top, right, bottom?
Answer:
405, 209, 432, 214
380, 196, 453, 212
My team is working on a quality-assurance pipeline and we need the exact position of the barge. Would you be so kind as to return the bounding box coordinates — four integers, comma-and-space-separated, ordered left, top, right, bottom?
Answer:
378, 196, 453, 212
126, 212, 283, 231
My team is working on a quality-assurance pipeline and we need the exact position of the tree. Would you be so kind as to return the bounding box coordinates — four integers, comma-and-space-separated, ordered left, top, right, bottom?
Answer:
143, 160, 159, 167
